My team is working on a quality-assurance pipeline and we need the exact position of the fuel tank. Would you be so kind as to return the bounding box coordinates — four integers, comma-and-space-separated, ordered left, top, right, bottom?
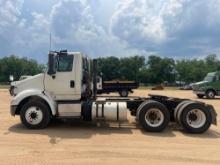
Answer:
92, 102, 127, 121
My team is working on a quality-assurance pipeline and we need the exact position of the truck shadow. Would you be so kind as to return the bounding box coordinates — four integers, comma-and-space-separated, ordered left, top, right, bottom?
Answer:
181, 129, 220, 139
8, 119, 176, 143
8, 120, 219, 144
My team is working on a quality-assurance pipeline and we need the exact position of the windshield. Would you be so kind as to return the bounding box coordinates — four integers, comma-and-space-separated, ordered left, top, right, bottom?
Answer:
204, 75, 214, 82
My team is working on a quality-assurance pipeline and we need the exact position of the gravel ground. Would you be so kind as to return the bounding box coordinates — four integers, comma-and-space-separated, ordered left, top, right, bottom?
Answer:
0, 89, 219, 165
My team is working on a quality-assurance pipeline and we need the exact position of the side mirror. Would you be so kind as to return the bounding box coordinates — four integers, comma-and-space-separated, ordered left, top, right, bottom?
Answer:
47, 53, 57, 76
9, 75, 14, 82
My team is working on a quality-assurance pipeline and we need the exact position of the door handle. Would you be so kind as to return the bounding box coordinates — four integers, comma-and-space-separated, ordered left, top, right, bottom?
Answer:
70, 80, 75, 88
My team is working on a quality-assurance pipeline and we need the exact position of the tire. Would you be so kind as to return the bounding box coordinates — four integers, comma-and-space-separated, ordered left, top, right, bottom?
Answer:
179, 102, 212, 133
206, 90, 215, 99
174, 100, 192, 124
175, 101, 195, 124
20, 101, 51, 129
119, 90, 129, 97
137, 101, 170, 132
197, 94, 204, 98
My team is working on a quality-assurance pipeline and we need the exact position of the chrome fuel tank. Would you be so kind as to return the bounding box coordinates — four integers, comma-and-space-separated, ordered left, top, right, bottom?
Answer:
92, 102, 127, 121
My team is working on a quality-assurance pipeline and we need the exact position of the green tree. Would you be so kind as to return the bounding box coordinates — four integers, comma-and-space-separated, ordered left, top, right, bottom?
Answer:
205, 54, 220, 72
176, 59, 207, 83
97, 56, 120, 80
0, 55, 45, 82
147, 56, 175, 84
120, 56, 145, 81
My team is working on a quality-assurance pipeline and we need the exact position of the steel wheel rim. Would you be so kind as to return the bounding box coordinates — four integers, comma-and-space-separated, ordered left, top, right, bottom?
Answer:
208, 91, 214, 98
121, 91, 127, 96
145, 108, 164, 127
25, 106, 43, 125
186, 109, 206, 128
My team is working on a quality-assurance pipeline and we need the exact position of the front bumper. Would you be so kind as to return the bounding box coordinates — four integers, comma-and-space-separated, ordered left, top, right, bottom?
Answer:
10, 105, 17, 116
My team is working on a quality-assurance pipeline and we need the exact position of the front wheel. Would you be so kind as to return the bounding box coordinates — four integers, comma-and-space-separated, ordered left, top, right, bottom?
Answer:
20, 101, 51, 129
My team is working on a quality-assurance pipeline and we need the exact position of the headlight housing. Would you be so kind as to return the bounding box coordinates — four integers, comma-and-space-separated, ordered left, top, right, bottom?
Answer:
9, 86, 16, 96
193, 85, 204, 91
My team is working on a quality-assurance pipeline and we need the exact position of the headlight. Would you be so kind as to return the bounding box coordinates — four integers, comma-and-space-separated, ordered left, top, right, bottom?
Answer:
9, 86, 14, 96
193, 85, 203, 91
193, 85, 199, 91
9, 86, 17, 96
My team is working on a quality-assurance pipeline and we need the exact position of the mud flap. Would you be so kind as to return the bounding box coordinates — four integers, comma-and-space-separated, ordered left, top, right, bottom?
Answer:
206, 105, 217, 125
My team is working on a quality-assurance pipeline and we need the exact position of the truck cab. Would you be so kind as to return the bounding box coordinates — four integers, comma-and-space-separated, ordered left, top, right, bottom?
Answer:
193, 71, 220, 98
10, 50, 90, 100
10, 51, 92, 127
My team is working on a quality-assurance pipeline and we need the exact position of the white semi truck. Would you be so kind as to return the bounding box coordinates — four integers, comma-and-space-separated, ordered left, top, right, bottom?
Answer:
9, 50, 217, 133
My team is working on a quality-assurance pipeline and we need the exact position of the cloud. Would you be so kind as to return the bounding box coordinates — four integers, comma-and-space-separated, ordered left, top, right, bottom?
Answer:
51, 0, 104, 41
50, 0, 107, 56
111, 0, 220, 57
0, 0, 24, 28
0, 0, 50, 61
0, 0, 25, 55
111, 0, 166, 45
0, 0, 141, 61
50, 0, 141, 57
1, 0, 220, 61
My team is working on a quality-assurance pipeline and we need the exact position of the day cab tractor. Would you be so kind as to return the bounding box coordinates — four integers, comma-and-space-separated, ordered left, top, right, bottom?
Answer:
193, 71, 220, 99
9, 50, 217, 133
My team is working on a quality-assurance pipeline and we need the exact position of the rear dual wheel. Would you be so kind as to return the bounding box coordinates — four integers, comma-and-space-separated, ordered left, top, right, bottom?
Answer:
137, 101, 170, 132
174, 101, 212, 133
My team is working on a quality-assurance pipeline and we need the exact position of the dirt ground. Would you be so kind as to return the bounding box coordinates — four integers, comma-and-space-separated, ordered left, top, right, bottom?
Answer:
0, 89, 220, 165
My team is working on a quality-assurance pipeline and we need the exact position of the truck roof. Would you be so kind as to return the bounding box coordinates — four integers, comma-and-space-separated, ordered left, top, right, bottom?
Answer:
50, 50, 90, 59
68, 52, 89, 58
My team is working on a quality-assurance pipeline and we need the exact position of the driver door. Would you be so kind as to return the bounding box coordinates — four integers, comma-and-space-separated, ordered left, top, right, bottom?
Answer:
45, 54, 79, 100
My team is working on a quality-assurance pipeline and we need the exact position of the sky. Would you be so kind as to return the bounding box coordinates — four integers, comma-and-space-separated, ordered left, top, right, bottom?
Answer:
0, 0, 220, 63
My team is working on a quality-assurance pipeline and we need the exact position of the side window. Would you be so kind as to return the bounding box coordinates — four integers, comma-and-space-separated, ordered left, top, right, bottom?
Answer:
57, 55, 73, 72
216, 75, 220, 81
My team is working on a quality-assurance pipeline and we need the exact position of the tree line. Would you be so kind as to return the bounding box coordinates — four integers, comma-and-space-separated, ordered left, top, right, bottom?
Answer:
0, 54, 220, 85
97, 54, 220, 85
0, 56, 45, 83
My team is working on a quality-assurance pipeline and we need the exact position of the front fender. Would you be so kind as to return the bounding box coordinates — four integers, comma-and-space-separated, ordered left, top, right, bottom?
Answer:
11, 89, 57, 115
204, 87, 217, 94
